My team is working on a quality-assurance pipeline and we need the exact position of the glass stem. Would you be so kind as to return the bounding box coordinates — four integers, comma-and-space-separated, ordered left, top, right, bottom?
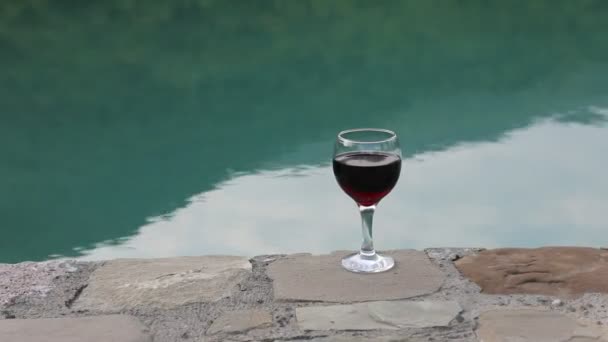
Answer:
359, 205, 376, 258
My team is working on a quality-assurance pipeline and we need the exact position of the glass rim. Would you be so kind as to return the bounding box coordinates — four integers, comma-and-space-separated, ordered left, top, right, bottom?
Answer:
337, 128, 397, 144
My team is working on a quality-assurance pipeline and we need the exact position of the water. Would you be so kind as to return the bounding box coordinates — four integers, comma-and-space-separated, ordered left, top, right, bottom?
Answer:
1, 1, 608, 263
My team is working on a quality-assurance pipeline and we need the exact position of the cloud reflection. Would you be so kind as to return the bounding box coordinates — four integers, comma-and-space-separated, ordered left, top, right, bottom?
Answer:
78, 111, 608, 260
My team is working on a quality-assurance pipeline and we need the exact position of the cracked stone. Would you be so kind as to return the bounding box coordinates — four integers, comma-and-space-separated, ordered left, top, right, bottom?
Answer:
476, 309, 608, 342
268, 250, 445, 302
0, 261, 81, 307
75, 256, 251, 311
296, 300, 462, 331
206, 309, 272, 335
455, 247, 608, 296
0, 315, 150, 342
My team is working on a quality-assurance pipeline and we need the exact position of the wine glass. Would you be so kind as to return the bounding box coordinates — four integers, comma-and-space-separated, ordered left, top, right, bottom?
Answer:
333, 128, 402, 273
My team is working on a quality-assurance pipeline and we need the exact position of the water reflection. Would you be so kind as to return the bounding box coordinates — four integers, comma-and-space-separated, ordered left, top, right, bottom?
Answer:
78, 108, 608, 260
2, 1, 608, 262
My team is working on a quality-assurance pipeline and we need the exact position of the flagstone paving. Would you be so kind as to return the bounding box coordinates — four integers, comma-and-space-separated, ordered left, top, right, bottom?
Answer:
1, 248, 607, 341
0, 315, 151, 342
455, 247, 608, 297
267, 250, 445, 302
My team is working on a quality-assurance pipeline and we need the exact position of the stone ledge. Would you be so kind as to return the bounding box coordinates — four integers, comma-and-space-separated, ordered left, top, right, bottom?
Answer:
455, 247, 608, 297
0, 315, 151, 342
476, 309, 608, 341
0, 260, 85, 307
277, 337, 416, 342
296, 300, 462, 331
74, 256, 251, 311
206, 309, 272, 335
1, 248, 608, 342
267, 250, 445, 302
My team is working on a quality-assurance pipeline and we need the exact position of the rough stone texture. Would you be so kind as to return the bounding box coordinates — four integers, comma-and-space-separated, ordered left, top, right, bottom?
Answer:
75, 256, 251, 311
455, 247, 608, 297
268, 250, 445, 302
0, 260, 96, 319
476, 309, 608, 342
282, 337, 413, 342
2, 248, 607, 342
296, 300, 461, 331
0, 260, 81, 307
206, 309, 272, 335
0, 315, 151, 342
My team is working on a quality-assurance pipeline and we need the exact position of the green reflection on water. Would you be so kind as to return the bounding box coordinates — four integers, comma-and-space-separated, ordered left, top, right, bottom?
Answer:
1, 1, 607, 262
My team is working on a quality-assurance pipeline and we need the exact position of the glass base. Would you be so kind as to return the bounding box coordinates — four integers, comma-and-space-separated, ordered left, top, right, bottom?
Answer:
341, 252, 395, 273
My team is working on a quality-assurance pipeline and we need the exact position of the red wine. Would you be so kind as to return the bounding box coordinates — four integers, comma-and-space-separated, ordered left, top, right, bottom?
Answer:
333, 152, 401, 206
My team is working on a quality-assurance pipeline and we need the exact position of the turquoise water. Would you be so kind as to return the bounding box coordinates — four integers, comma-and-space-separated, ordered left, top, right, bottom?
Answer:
2, 1, 608, 262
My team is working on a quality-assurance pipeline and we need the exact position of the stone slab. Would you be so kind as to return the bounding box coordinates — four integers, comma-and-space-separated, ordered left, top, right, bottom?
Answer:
0, 261, 81, 307
456, 247, 608, 296
207, 309, 272, 335
0, 315, 151, 342
296, 300, 461, 331
476, 309, 608, 342
75, 256, 251, 311
282, 337, 412, 342
267, 250, 445, 302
